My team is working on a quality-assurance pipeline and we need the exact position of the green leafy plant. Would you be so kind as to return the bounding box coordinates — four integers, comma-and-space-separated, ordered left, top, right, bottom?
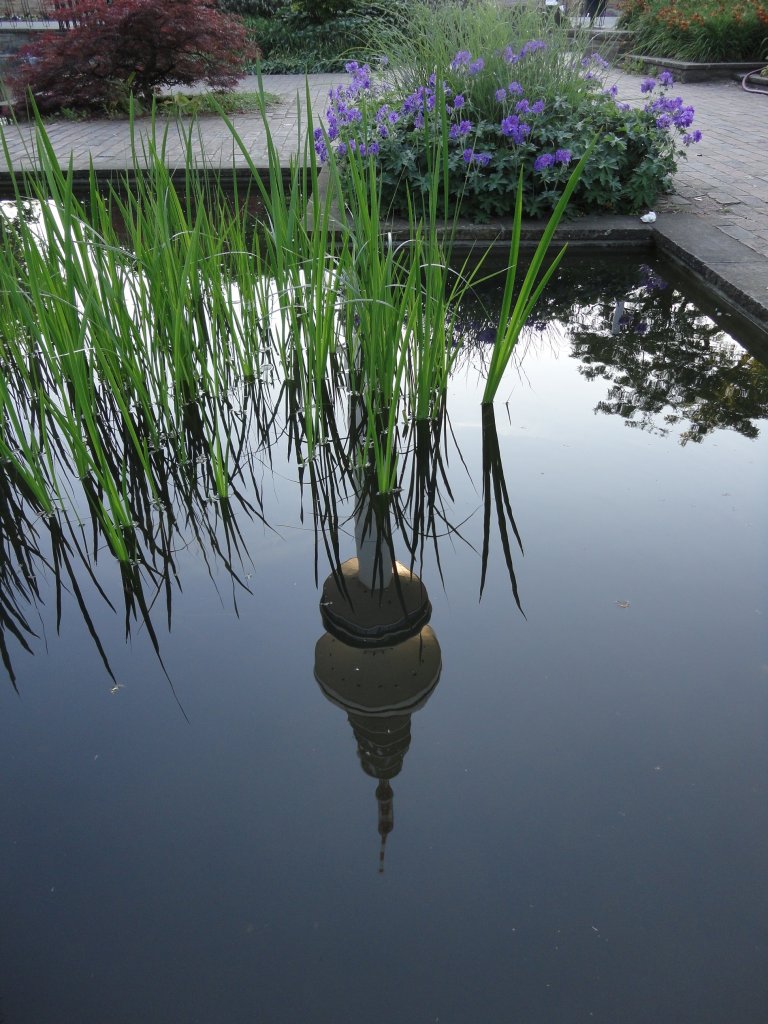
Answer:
618, 0, 768, 62
320, 49, 700, 220
238, 0, 401, 73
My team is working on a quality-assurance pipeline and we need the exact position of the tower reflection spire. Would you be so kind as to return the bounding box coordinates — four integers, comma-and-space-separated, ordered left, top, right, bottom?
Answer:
314, 487, 441, 870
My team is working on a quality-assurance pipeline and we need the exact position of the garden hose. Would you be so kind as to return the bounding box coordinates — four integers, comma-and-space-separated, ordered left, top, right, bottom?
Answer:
741, 67, 768, 94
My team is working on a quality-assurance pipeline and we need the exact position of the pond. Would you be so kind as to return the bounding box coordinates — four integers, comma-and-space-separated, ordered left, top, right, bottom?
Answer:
1, 257, 766, 1024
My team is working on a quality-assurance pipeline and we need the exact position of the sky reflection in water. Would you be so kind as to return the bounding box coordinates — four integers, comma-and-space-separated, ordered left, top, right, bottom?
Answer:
0, 259, 766, 1024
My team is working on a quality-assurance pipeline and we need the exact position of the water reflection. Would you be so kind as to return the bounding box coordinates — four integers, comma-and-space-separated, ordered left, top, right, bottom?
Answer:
314, 477, 441, 872
3, 257, 765, 691
459, 261, 768, 444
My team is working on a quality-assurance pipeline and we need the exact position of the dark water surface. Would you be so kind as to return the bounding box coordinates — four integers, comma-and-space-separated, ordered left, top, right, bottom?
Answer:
1, 261, 767, 1023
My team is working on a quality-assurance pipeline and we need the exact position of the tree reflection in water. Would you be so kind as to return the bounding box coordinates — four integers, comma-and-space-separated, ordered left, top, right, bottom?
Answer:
457, 259, 768, 444
571, 264, 768, 443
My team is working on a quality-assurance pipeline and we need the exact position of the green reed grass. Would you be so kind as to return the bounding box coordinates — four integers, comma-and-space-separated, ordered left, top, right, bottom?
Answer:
0, 75, 578, 548
482, 149, 590, 404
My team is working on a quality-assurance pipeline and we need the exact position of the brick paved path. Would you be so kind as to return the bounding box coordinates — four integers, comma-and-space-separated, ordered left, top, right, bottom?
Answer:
615, 71, 768, 257
0, 71, 766, 256
0, 74, 345, 174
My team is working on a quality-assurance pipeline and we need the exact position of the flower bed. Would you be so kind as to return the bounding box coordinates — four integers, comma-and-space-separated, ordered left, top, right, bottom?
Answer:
316, 51, 700, 221
618, 0, 768, 62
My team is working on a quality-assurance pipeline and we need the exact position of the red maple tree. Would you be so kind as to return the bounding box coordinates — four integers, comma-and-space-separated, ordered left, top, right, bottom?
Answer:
10, 0, 259, 114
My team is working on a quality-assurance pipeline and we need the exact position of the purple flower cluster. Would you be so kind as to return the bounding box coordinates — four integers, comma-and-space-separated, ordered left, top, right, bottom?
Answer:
322, 61, 377, 148
645, 93, 695, 130
463, 149, 492, 167
315, 36, 698, 210
580, 52, 610, 81
500, 114, 531, 144
504, 39, 547, 64
449, 120, 473, 140
448, 50, 486, 75
581, 52, 609, 71
533, 149, 572, 172
450, 49, 472, 70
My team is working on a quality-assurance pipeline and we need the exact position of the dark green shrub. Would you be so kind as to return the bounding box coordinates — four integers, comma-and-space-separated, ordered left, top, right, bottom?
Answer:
288, 0, 357, 23
244, 1, 400, 73
219, 0, 285, 17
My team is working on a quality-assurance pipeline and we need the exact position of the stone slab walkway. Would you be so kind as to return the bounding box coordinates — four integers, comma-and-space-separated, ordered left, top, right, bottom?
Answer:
0, 74, 345, 173
613, 72, 768, 257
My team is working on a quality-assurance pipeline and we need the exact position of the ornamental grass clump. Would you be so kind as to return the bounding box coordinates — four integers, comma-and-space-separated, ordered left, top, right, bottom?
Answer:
618, 0, 768, 63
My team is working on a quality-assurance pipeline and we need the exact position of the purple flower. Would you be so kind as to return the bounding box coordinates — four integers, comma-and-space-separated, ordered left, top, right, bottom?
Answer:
453, 94, 465, 110
495, 88, 508, 102
534, 152, 555, 171
683, 129, 702, 145
451, 49, 472, 70
335, 142, 347, 157
515, 99, 530, 114
469, 58, 485, 75
640, 78, 656, 93
388, 110, 400, 124
343, 61, 371, 91
656, 113, 672, 129
520, 40, 547, 57
674, 105, 695, 128
366, 141, 380, 156
500, 117, 530, 144
500, 114, 519, 136
658, 70, 674, 87
462, 149, 492, 167
508, 81, 523, 95
531, 99, 545, 114
603, 84, 619, 98
449, 119, 473, 139
313, 129, 328, 162
503, 46, 520, 64
581, 52, 609, 70
554, 148, 572, 165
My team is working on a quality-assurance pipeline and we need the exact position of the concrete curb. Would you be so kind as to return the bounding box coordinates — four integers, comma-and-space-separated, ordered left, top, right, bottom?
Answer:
651, 216, 768, 336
